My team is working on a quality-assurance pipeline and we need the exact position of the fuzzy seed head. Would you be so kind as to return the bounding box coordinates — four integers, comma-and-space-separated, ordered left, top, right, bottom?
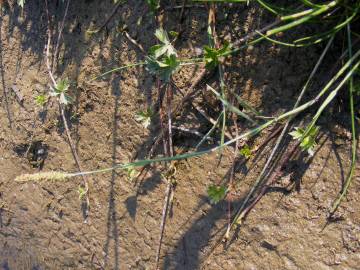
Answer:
15, 171, 70, 182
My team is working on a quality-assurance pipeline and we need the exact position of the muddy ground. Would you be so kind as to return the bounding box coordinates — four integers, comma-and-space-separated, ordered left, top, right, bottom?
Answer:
0, 1, 359, 269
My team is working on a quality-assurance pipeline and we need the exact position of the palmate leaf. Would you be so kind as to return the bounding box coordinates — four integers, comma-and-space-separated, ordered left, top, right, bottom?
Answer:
207, 185, 227, 204
289, 126, 319, 156
204, 41, 231, 69
145, 55, 180, 82
50, 78, 72, 106
149, 28, 177, 59
135, 108, 154, 128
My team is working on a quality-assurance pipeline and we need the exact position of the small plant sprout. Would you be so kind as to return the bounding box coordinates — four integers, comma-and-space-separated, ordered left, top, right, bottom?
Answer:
203, 41, 231, 70
124, 166, 139, 182
146, 0, 160, 14
146, 55, 180, 82
50, 78, 72, 106
146, 28, 180, 82
35, 94, 47, 107
135, 108, 154, 128
150, 28, 177, 59
240, 144, 252, 159
207, 184, 227, 204
290, 126, 320, 156
78, 186, 87, 200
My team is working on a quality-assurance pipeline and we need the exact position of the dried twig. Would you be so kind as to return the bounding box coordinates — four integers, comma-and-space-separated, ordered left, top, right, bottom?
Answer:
95, 0, 123, 34
239, 142, 300, 220
155, 84, 175, 269
44, 0, 89, 216
52, 0, 70, 71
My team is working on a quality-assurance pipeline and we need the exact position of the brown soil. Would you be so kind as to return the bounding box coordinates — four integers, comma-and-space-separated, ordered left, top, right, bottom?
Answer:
0, 1, 359, 269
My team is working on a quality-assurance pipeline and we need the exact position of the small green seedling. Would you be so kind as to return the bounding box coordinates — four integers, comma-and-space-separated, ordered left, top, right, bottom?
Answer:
169, 31, 179, 38
35, 94, 47, 107
290, 126, 319, 156
239, 144, 252, 158
135, 108, 154, 128
207, 184, 227, 204
146, 0, 160, 14
203, 41, 231, 70
50, 78, 72, 105
149, 28, 177, 59
146, 55, 180, 82
78, 186, 87, 200
124, 167, 139, 182
146, 28, 180, 82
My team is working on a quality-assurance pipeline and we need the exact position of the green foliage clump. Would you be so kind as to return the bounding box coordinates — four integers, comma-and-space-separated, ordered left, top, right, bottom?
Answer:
207, 185, 227, 204
146, 28, 180, 82
135, 108, 154, 129
203, 42, 231, 70
290, 126, 319, 156
50, 78, 72, 105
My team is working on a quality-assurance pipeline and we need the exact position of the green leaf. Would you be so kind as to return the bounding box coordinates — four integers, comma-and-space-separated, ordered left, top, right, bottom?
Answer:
50, 79, 72, 106
78, 186, 87, 200
155, 28, 169, 44
169, 31, 179, 38
135, 108, 154, 128
124, 167, 139, 182
290, 126, 319, 156
35, 94, 47, 107
203, 41, 231, 70
145, 54, 180, 82
150, 28, 177, 59
240, 144, 252, 158
207, 185, 227, 204
146, 0, 160, 13
55, 78, 70, 94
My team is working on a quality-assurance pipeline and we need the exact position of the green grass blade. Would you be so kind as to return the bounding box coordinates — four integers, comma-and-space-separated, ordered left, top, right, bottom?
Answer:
196, 111, 224, 149
266, 1, 337, 36
90, 62, 145, 81
303, 59, 360, 138
331, 23, 358, 214
208, 85, 258, 124
230, 90, 261, 116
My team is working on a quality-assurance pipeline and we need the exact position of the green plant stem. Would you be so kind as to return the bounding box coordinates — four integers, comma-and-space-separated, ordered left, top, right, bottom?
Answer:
90, 62, 145, 81
331, 22, 358, 214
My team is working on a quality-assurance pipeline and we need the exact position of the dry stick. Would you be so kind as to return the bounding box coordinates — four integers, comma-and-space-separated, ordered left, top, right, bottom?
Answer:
174, 84, 233, 139
44, 0, 90, 213
51, 0, 70, 71
199, 126, 284, 270
135, 69, 209, 181
227, 118, 240, 234
96, 0, 123, 34
226, 35, 335, 237
158, 82, 169, 158
172, 0, 187, 44
155, 84, 174, 269
240, 142, 300, 219
123, 31, 146, 54
202, 36, 334, 266
171, 125, 205, 138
